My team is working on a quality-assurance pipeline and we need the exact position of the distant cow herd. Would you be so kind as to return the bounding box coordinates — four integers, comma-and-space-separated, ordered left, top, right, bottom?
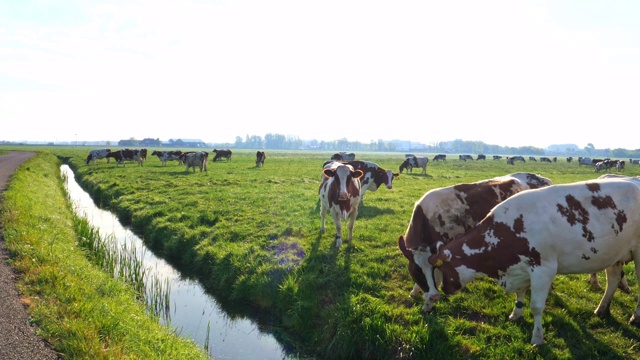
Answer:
84, 147, 640, 345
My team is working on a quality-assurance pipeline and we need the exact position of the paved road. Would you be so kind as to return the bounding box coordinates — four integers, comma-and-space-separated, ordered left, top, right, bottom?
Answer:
0, 151, 60, 359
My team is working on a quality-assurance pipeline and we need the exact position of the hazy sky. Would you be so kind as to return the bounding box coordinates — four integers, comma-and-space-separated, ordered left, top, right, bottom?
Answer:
2, 1, 640, 149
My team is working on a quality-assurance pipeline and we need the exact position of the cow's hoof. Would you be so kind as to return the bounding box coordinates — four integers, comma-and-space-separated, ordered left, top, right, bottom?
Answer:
595, 307, 611, 319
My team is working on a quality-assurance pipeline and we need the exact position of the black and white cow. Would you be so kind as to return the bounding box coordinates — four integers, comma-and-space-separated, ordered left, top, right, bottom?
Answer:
212, 149, 232, 162
319, 161, 364, 247
506, 156, 525, 165
427, 177, 640, 345
432, 154, 447, 162
85, 148, 111, 165
152, 150, 183, 166
106, 149, 145, 167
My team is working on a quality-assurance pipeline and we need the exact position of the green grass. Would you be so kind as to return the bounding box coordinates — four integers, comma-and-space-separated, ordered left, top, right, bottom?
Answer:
0, 150, 208, 359
5, 146, 640, 359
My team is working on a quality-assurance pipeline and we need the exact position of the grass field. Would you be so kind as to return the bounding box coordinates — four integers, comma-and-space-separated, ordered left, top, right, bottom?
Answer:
7, 147, 640, 359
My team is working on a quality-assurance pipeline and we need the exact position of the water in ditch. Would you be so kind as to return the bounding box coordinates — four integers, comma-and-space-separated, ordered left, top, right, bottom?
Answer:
61, 165, 295, 359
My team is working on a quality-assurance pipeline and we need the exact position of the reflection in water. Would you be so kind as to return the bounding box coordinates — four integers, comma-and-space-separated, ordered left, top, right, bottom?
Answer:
61, 165, 290, 360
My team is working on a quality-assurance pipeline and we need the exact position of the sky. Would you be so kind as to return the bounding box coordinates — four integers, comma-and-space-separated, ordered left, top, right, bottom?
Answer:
2, 1, 640, 150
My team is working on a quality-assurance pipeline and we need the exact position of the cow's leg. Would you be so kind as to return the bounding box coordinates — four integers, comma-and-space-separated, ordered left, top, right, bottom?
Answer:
528, 267, 555, 346
588, 273, 602, 290
331, 212, 343, 247
320, 205, 327, 234
345, 207, 358, 246
619, 270, 631, 293
628, 257, 640, 326
595, 263, 623, 318
508, 290, 526, 321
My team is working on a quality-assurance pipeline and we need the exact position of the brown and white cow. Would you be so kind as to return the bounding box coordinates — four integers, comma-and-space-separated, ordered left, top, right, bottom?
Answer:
397, 173, 553, 313
85, 148, 111, 165
319, 162, 364, 247
152, 150, 183, 166
106, 149, 145, 167
184, 151, 208, 172
256, 151, 266, 167
427, 177, 640, 345
340, 160, 398, 204
212, 149, 232, 162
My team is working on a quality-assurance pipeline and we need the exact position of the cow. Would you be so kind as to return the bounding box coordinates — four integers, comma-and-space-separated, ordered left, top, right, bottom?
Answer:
506, 156, 525, 165
528, 156, 537, 162
397, 172, 553, 313
340, 160, 398, 204
212, 149, 232, 162
331, 152, 356, 161
85, 148, 112, 165
459, 155, 473, 161
567, 157, 573, 163
540, 157, 552, 163
184, 151, 208, 172
476, 154, 486, 161
578, 157, 592, 166
152, 150, 183, 166
630, 159, 640, 165
408, 156, 428, 174
426, 177, 640, 345
106, 149, 145, 167
433, 154, 447, 162
493, 155, 502, 161
399, 158, 412, 174
319, 161, 364, 247
617, 161, 626, 172
256, 151, 266, 167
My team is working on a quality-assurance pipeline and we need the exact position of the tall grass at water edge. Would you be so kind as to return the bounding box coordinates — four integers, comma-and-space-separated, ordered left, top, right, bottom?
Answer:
0, 150, 208, 359
8, 146, 640, 359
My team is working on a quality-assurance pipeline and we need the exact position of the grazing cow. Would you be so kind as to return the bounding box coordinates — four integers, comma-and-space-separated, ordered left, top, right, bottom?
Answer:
212, 149, 232, 162
433, 154, 447, 162
399, 158, 412, 174
184, 151, 208, 172
85, 148, 111, 165
397, 172, 553, 312
256, 151, 266, 167
567, 157, 573, 163
408, 156, 428, 174
476, 154, 486, 161
459, 155, 473, 161
528, 156, 537, 162
341, 160, 398, 204
629, 159, 640, 165
506, 156, 525, 165
540, 157, 552, 163
151, 150, 183, 166
106, 149, 145, 167
493, 155, 502, 161
319, 162, 364, 247
427, 177, 640, 345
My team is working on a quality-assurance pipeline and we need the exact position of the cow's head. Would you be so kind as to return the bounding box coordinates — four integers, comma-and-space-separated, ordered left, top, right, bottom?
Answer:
428, 246, 462, 296
323, 164, 364, 201
398, 235, 442, 312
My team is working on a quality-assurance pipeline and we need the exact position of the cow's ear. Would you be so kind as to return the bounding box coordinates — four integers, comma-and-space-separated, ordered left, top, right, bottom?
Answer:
322, 169, 335, 178
393, 173, 400, 178
353, 170, 365, 179
398, 236, 413, 260
428, 253, 446, 267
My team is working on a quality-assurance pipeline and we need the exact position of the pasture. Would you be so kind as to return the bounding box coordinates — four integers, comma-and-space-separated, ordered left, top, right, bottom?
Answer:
38, 148, 640, 358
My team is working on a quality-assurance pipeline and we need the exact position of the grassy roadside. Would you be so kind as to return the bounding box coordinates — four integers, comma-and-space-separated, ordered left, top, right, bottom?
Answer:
0, 151, 209, 359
